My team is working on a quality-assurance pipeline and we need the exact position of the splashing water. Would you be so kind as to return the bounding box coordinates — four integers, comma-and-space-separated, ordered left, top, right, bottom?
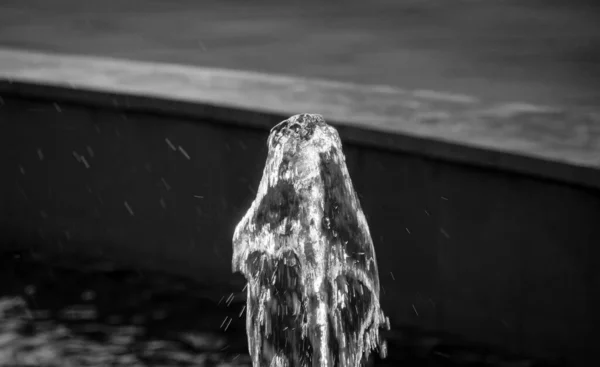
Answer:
233, 114, 389, 367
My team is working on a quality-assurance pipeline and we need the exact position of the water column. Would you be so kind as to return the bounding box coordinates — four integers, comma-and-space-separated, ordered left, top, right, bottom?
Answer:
232, 114, 389, 367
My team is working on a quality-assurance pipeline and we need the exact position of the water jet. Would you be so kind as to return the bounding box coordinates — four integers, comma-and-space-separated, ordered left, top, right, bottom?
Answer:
233, 113, 389, 367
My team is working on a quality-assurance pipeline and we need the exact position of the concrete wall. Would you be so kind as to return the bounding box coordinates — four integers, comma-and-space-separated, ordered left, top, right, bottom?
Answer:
1, 92, 599, 365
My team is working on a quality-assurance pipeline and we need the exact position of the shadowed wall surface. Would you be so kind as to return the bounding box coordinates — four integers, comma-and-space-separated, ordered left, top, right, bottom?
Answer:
1, 93, 599, 366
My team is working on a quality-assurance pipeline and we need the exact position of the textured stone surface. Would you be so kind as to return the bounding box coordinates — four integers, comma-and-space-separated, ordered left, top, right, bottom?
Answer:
233, 114, 388, 367
1, 48, 599, 190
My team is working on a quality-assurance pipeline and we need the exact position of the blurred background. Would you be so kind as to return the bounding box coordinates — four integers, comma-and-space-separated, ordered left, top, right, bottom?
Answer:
1, 0, 600, 108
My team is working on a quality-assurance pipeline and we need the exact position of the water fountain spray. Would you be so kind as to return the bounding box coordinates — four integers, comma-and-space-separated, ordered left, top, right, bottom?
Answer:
233, 114, 389, 367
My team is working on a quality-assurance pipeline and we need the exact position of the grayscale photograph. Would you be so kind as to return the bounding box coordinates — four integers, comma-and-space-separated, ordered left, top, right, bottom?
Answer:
0, 0, 598, 366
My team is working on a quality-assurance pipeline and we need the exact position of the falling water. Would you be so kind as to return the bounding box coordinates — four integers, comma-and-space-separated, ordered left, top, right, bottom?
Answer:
233, 114, 389, 367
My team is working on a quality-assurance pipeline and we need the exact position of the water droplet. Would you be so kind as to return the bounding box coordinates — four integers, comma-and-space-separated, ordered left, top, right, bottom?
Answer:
124, 201, 134, 216
24, 285, 36, 295
165, 138, 176, 151
81, 290, 95, 301
178, 145, 190, 160
86, 146, 95, 158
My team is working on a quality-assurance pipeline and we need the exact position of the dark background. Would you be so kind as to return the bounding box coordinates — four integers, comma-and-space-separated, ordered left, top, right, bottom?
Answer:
1, 93, 598, 366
